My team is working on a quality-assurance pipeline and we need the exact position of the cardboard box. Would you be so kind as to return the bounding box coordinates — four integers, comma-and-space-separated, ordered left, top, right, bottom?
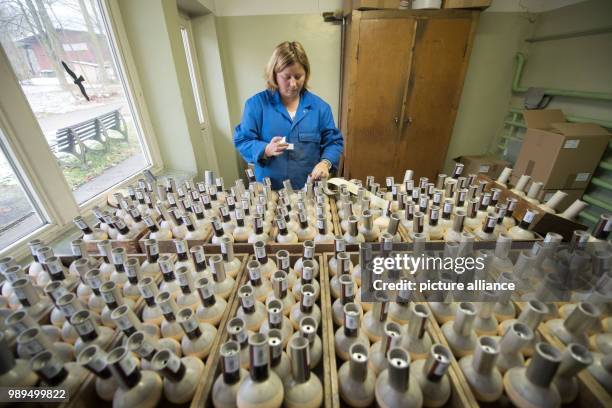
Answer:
538, 189, 584, 213
454, 155, 510, 179
510, 109, 610, 190
443, 0, 491, 8
343, 0, 401, 15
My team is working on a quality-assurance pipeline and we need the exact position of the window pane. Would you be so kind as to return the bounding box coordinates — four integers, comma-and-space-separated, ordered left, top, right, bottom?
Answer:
0, 0, 150, 204
180, 26, 204, 124
0, 131, 46, 251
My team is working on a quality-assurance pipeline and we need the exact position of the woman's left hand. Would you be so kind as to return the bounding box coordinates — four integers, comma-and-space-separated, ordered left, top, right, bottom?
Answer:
310, 161, 330, 180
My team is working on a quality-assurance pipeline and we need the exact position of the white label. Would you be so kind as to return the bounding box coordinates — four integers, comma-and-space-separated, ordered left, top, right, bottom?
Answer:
177, 187, 185, 197
563, 139, 580, 149
194, 249, 205, 264
478, 165, 490, 173
277, 218, 287, 229
343, 283, 354, 298
242, 294, 255, 309
159, 301, 173, 315
343, 258, 351, 271
524, 211, 535, 223
213, 219, 222, 230
280, 257, 290, 269
575, 172, 590, 182
220, 207, 229, 217
383, 240, 393, 251
430, 208, 439, 220
102, 290, 116, 304
88, 275, 102, 289
175, 240, 187, 253
236, 209, 244, 220
303, 291, 315, 307
605, 220, 612, 232
419, 196, 428, 208
303, 267, 312, 280
75, 319, 96, 335
143, 216, 155, 227
125, 263, 138, 277
249, 267, 261, 281
48, 261, 63, 275
280, 278, 288, 292
255, 218, 263, 229
225, 354, 240, 373
202, 195, 211, 205
139, 284, 154, 299
492, 189, 501, 201
256, 204, 265, 215
433, 360, 448, 376
201, 285, 214, 299
166, 353, 181, 372
226, 196, 235, 206
25, 340, 44, 355
75, 218, 88, 230
111, 251, 126, 266
443, 202, 453, 213
148, 243, 159, 256
41, 357, 63, 378
115, 315, 133, 331
386, 177, 394, 187
336, 240, 346, 252
487, 217, 496, 228
167, 195, 176, 206
269, 310, 281, 324
177, 273, 189, 287
115, 219, 127, 230
298, 212, 307, 223
316, 219, 325, 229
183, 317, 199, 333
346, 313, 358, 329
60, 303, 77, 317
253, 347, 267, 366
304, 247, 314, 258
481, 195, 491, 206
137, 342, 155, 358
392, 185, 398, 195
89, 355, 107, 372
119, 354, 137, 375
255, 246, 266, 259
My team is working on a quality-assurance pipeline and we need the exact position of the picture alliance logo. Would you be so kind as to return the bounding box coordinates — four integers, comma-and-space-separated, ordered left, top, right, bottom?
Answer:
371, 254, 486, 275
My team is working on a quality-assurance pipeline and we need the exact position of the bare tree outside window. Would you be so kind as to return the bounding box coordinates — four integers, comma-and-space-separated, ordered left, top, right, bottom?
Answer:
0, 0, 151, 205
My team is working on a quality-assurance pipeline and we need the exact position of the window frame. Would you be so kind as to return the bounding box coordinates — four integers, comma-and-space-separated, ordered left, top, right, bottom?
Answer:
0, 0, 164, 260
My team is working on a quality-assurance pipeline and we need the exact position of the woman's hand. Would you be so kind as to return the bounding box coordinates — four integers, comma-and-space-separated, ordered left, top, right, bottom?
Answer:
264, 136, 289, 158
310, 161, 330, 180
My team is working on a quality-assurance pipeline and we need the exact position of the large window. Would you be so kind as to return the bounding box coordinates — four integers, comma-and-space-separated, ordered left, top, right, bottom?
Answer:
0, 0, 151, 204
0, 128, 47, 251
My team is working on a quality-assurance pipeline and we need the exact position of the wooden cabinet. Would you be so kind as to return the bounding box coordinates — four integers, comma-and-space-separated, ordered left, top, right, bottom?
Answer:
340, 9, 479, 183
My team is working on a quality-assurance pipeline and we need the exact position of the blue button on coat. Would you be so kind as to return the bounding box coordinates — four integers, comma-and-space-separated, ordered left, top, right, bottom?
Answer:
233, 89, 344, 190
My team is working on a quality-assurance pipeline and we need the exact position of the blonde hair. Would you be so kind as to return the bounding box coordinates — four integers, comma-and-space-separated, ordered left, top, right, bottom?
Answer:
265, 41, 310, 91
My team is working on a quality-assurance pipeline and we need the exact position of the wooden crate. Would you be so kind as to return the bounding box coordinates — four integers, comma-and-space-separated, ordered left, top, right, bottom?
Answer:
81, 226, 149, 254
321, 252, 480, 407
60, 253, 249, 408
191, 254, 333, 407
514, 301, 611, 408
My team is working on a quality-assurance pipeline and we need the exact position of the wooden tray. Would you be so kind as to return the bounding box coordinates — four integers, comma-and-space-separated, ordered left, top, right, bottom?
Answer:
321, 252, 480, 407
60, 253, 249, 408
190, 254, 333, 408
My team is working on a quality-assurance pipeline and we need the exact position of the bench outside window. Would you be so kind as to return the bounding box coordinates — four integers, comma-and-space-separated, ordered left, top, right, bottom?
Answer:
54, 109, 128, 168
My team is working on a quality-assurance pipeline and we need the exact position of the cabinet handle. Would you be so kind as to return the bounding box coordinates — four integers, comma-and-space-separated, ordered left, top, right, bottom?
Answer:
394, 117, 399, 125
403, 116, 413, 125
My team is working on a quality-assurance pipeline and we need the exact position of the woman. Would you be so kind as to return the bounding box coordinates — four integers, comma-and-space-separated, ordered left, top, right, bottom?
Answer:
233, 41, 344, 190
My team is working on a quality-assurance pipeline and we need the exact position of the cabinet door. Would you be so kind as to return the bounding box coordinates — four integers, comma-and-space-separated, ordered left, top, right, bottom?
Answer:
345, 17, 416, 182
394, 16, 476, 181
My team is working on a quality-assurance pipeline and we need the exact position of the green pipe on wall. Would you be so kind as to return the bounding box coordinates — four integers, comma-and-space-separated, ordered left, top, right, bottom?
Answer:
512, 53, 612, 102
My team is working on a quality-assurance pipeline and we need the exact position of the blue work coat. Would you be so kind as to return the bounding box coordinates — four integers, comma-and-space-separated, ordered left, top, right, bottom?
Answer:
233, 89, 344, 190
